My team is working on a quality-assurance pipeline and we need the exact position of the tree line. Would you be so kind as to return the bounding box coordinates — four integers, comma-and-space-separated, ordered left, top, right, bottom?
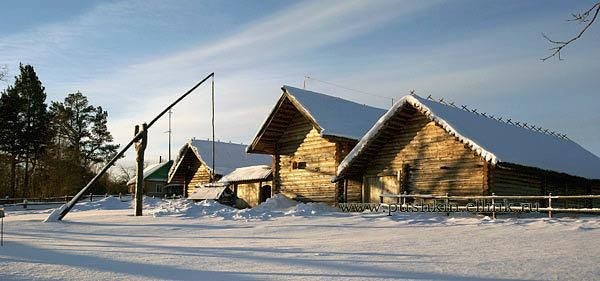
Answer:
0, 64, 127, 198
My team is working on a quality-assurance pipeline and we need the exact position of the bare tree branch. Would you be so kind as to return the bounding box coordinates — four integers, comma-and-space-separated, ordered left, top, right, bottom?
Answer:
542, 1, 600, 61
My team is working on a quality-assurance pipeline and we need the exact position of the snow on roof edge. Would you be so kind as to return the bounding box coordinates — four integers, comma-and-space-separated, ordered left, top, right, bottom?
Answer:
283, 87, 323, 132
168, 140, 201, 183
336, 95, 498, 177
246, 92, 287, 153
218, 165, 272, 183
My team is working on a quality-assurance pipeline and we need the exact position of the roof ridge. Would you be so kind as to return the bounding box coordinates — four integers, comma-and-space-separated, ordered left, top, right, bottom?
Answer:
283, 85, 385, 111
421, 94, 570, 141
189, 138, 247, 146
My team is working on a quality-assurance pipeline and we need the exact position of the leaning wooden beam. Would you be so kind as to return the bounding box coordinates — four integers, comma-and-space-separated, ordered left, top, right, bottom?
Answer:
45, 72, 215, 222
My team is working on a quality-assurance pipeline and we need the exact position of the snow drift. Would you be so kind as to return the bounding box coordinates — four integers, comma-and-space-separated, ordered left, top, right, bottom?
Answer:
44, 196, 165, 222
151, 194, 339, 220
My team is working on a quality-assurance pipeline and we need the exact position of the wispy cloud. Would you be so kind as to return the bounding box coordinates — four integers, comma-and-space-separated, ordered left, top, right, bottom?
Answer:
60, 0, 444, 165
2, 0, 599, 168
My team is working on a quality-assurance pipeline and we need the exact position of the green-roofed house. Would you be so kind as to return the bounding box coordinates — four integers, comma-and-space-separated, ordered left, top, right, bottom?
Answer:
127, 160, 179, 197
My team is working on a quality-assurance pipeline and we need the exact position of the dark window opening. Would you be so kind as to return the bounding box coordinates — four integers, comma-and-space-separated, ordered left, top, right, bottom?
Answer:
292, 161, 307, 170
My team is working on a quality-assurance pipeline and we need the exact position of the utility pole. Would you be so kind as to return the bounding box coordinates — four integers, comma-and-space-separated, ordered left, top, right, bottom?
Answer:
168, 109, 172, 161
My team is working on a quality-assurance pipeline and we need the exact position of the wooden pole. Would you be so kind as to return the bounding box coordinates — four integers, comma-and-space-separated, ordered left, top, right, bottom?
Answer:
211, 75, 215, 182
48, 72, 214, 221
168, 109, 172, 161
491, 193, 496, 220
134, 124, 148, 216
548, 193, 553, 218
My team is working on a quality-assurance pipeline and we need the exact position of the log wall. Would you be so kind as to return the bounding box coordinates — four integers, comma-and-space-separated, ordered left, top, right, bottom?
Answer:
363, 113, 487, 200
275, 114, 339, 204
235, 182, 260, 208
187, 164, 212, 196
491, 165, 599, 208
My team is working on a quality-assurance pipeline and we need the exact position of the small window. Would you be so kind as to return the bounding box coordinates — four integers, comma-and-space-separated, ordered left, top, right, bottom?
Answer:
292, 161, 307, 170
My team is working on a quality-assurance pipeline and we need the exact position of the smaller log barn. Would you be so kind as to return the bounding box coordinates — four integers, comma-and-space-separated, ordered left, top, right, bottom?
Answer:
247, 86, 386, 205
127, 160, 174, 197
219, 165, 273, 208
168, 139, 272, 197
335, 94, 600, 205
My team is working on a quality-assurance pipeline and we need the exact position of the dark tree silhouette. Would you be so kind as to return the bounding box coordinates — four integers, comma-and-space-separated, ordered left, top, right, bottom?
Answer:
50, 92, 119, 166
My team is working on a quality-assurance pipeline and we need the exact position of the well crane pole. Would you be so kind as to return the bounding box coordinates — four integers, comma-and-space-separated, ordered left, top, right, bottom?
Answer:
47, 72, 215, 221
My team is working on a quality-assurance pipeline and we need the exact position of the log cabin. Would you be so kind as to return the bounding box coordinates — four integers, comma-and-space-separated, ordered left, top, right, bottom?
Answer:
127, 160, 174, 197
219, 165, 273, 208
247, 86, 386, 205
335, 94, 600, 206
168, 139, 272, 197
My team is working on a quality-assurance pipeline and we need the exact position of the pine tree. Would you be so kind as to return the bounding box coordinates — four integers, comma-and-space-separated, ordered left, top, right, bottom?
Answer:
0, 64, 52, 197
0, 84, 25, 197
85, 106, 120, 164
51, 92, 119, 167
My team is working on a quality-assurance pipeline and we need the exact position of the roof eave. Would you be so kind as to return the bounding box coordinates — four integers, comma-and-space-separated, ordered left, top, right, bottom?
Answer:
337, 95, 499, 177
247, 86, 324, 154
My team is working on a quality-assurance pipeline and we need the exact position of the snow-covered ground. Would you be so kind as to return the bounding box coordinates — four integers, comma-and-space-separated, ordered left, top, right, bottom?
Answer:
0, 196, 598, 281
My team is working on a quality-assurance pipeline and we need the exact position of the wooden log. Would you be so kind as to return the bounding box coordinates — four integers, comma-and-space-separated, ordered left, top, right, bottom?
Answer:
134, 123, 148, 216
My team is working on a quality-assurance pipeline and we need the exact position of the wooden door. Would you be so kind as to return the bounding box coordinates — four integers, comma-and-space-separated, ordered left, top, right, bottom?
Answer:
365, 176, 399, 203
260, 185, 272, 203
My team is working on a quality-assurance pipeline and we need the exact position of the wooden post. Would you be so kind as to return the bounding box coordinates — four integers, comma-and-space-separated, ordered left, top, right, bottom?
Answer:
134, 123, 148, 216
445, 193, 449, 217
491, 193, 496, 220
48, 73, 214, 222
548, 193, 552, 218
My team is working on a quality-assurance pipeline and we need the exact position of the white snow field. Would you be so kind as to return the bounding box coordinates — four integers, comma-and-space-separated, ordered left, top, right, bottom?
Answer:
1, 196, 599, 281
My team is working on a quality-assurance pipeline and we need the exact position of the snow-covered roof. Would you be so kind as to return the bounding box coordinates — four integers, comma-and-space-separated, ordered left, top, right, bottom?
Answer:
282, 86, 387, 140
247, 86, 386, 154
219, 165, 272, 183
127, 160, 173, 185
338, 94, 600, 180
170, 139, 272, 179
188, 183, 229, 200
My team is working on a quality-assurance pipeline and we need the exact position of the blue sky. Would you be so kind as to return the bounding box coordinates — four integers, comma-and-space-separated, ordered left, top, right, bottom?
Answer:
1, 0, 599, 168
